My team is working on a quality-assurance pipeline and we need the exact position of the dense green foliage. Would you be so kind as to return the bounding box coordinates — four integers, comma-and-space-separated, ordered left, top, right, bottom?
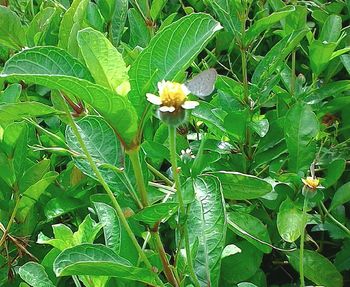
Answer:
0, 0, 350, 286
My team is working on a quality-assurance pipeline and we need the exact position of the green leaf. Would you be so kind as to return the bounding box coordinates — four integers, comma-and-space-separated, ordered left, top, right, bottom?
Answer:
330, 182, 350, 211
0, 102, 57, 123
227, 211, 272, 253
0, 6, 26, 50
212, 171, 272, 200
109, 0, 128, 46
19, 262, 55, 287
16, 171, 58, 223
277, 198, 303, 242
244, 6, 295, 46
26, 7, 60, 47
285, 102, 319, 173
323, 158, 346, 188
150, 0, 166, 21
220, 241, 263, 284
129, 13, 222, 117
65, 115, 125, 191
0, 83, 21, 104
132, 202, 178, 225
58, 0, 89, 57
77, 27, 129, 92
187, 175, 226, 287
319, 15, 342, 43
73, 215, 103, 245
287, 249, 343, 287
309, 40, 337, 76
1, 47, 138, 146
93, 201, 121, 253
19, 159, 51, 193
251, 29, 308, 96
128, 8, 151, 48
38, 224, 74, 250
53, 244, 161, 286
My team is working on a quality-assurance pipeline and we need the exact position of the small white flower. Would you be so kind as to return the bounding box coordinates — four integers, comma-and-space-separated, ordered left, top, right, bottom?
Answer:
146, 80, 199, 113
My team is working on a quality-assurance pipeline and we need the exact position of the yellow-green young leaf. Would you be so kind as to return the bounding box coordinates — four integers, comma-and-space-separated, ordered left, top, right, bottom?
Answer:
287, 250, 343, 287
16, 171, 58, 223
0, 6, 27, 50
77, 27, 129, 93
53, 244, 161, 286
19, 262, 55, 287
58, 0, 89, 57
330, 182, 350, 211
0, 47, 138, 147
128, 13, 222, 117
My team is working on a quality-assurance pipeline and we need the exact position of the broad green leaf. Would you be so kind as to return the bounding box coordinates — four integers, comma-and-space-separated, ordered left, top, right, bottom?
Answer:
44, 196, 86, 220
19, 159, 50, 193
309, 40, 337, 76
330, 182, 350, 210
334, 240, 350, 272
109, 0, 128, 46
287, 249, 343, 287
16, 172, 58, 223
211, 171, 272, 200
26, 7, 60, 47
0, 47, 138, 146
244, 6, 295, 46
220, 241, 263, 284
0, 6, 26, 50
132, 202, 178, 225
0, 83, 21, 104
53, 244, 161, 286
94, 202, 121, 253
323, 158, 346, 188
38, 224, 74, 250
19, 262, 55, 287
0, 102, 57, 123
58, 0, 89, 57
129, 13, 222, 117
285, 102, 319, 173
187, 175, 226, 287
150, 0, 166, 21
319, 15, 342, 43
207, 0, 241, 35
128, 8, 150, 48
77, 28, 129, 92
277, 198, 303, 242
96, 0, 116, 21
65, 115, 125, 192
227, 211, 272, 253
306, 80, 350, 103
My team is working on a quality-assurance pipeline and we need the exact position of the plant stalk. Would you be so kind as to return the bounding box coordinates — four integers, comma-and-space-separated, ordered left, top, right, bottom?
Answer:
128, 148, 179, 286
299, 195, 308, 287
60, 94, 165, 286
168, 125, 200, 287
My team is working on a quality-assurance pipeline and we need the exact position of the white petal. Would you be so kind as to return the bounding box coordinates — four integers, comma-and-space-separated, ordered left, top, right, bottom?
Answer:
159, 106, 175, 112
146, 93, 162, 105
157, 80, 166, 93
182, 101, 199, 110
181, 84, 191, 96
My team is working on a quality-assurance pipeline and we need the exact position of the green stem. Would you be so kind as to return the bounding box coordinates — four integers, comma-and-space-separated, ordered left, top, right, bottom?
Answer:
128, 149, 149, 207
147, 162, 173, 186
128, 148, 178, 286
291, 50, 296, 96
299, 195, 308, 287
168, 126, 200, 287
59, 94, 164, 286
320, 202, 350, 237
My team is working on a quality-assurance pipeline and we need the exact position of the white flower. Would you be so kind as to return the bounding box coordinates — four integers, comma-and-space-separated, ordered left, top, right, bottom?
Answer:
146, 80, 199, 113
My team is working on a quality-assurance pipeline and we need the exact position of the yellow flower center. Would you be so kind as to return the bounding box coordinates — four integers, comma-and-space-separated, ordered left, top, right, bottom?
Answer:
302, 177, 320, 189
159, 81, 187, 109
